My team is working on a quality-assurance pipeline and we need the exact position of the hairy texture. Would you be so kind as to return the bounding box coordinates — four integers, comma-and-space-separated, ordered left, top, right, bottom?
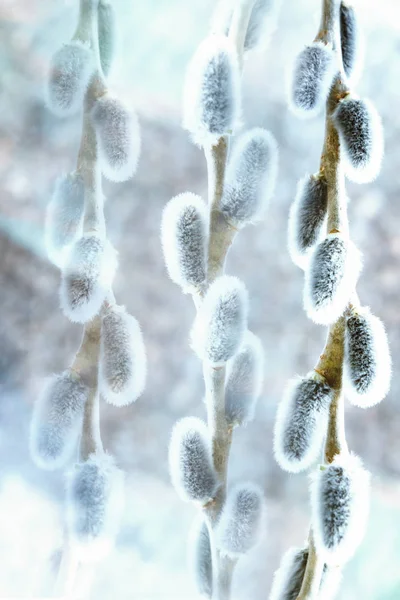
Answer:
304, 233, 362, 326
67, 453, 125, 562
60, 232, 118, 324
92, 95, 141, 182
45, 172, 85, 268
344, 306, 391, 408
290, 42, 335, 117
217, 483, 265, 558
288, 173, 328, 270
189, 517, 213, 598
191, 275, 248, 366
169, 417, 218, 504
99, 305, 147, 407
30, 370, 89, 470
98, 0, 116, 77
333, 97, 384, 184
274, 373, 333, 473
221, 128, 278, 228
340, 1, 362, 82
311, 453, 370, 564
47, 41, 93, 116
225, 331, 264, 426
161, 193, 208, 293
269, 547, 341, 600
183, 35, 241, 146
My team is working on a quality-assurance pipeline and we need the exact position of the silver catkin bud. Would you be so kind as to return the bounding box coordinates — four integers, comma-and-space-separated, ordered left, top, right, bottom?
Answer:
98, 0, 116, 78
183, 35, 241, 147
189, 516, 213, 599
45, 172, 85, 268
30, 370, 89, 470
217, 483, 265, 558
290, 42, 335, 117
161, 193, 208, 293
47, 41, 93, 117
67, 452, 125, 562
91, 95, 141, 182
340, 1, 362, 82
304, 233, 362, 326
220, 128, 278, 228
311, 453, 370, 564
60, 232, 118, 324
191, 275, 248, 366
274, 372, 334, 473
344, 306, 391, 408
225, 331, 264, 427
169, 417, 218, 504
288, 173, 328, 270
99, 305, 147, 407
333, 96, 384, 184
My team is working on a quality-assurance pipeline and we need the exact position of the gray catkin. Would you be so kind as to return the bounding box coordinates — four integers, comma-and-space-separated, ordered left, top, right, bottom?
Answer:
311, 453, 370, 564
220, 128, 278, 228
274, 373, 334, 473
189, 517, 213, 598
304, 233, 362, 325
30, 370, 89, 470
340, 2, 361, 80
91, 95, 141, 182
169, 417, 218, 504
45, 172, 85, 267
191, 276, 248, 366
288, 174, 328, 269
97, 0, 116, 77
47, 41, 93, 116
217, 483, 265, 558
333, 96, 383, 183
67, 452, 125, 562
161, 193, 208, 293
290, 42, 335, 117
244, 0, 281, 51
183, 35, 241, 146
99, 305, 147, 407
225, 331, 264, 426
60, 232, 118, 324
344, 307, 391, 408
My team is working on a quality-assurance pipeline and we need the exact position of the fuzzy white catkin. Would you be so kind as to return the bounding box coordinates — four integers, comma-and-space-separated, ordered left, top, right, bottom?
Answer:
189, 517, 213, 598
340, 1, 363, 83
161, 193, 208, 293
191, 275, 248, 366
47, 41, 93, 117
67, 452, 125, 562
274, 373, 334, 473
333, 96, 384, 184
98, 0, 116, 77
45, 172, 85, 268
288, 173, 328, 270
169, 417, 218, 504
344, 306, 391, 408
30, 370, 89, 470
220, 128, 278, 228
60, 232, 118, 324
225, 331, 264, 426
183, 35, 241, 146
91, 95, 141, 182
311, 453, 370, 564
217, 483, 265, 558
269, 546, 341, 600
99, 305, 147, 407
290, 42, 335, 117
304, 233, 362, 326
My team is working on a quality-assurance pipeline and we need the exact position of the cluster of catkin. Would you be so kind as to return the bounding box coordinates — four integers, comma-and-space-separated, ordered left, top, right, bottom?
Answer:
271, 1, 391, 598
29, 0, 146, 581
161, 1, 279, 598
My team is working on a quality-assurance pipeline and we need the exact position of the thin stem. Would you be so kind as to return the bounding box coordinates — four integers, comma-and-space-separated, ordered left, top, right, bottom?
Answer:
228, 0, 256, 67
296, 532, 324, 600
54, 542, 80, 598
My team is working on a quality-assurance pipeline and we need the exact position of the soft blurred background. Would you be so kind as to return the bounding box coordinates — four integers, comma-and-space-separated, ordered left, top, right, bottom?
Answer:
0, 0, 399, 598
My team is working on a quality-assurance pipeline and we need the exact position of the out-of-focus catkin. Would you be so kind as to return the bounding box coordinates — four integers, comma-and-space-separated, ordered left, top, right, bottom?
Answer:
189, 516, 213, 599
